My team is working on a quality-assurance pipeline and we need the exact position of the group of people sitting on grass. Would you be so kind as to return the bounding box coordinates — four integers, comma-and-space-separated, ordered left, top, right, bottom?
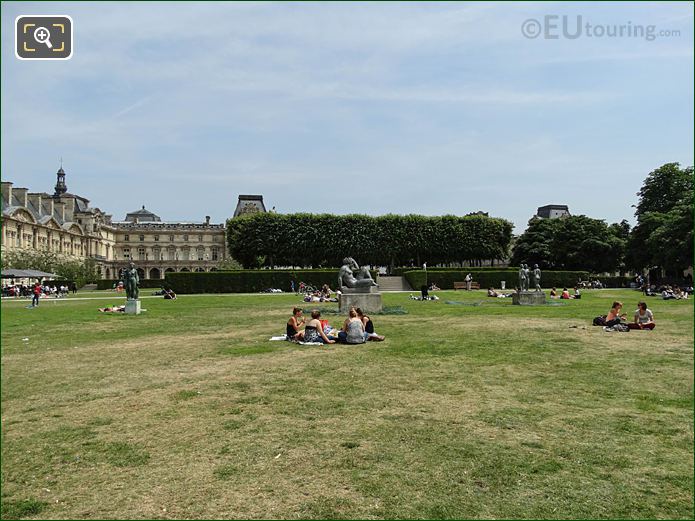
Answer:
302, 284, 339, 303
549, 287, 581, 299
660, 285, 689, 300
286, 307, 385, 344
595, 301, 656, 331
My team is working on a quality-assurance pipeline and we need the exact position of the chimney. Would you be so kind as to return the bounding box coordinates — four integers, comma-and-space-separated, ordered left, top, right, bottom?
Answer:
63, 198, 75, 222
13, 187, 29, 207
28, 193, 43, 214
205, 215, 211, 225
1, 182, 12, 205
43, 198, 54, 218
54, 201, 66, 222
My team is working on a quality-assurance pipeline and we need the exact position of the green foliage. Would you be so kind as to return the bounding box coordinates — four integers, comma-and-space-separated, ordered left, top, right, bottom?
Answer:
215, 257, 244, 270
595, 276, 634, 288
226, 212, 513, 268
404, 269, 589, 290
2, 250, 99, 287
0, 498, 48, 519
628, 162, 694, 272
511, 216, 627, 273
164, 269, 374, 294
95, 279, 165, 290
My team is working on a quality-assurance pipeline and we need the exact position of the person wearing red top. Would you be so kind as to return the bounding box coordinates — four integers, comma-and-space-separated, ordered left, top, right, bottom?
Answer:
32, 282, 41, 307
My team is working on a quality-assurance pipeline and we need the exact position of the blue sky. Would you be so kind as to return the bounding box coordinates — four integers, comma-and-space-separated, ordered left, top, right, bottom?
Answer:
2, 1, 693, 232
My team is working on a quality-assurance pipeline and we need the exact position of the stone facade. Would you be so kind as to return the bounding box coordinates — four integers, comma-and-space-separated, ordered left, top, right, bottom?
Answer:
1, 172, 117, 276
1, 168, 229, 280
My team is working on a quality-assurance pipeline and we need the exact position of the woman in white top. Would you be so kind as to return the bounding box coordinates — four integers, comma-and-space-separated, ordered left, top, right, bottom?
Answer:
628, 301, 655, 330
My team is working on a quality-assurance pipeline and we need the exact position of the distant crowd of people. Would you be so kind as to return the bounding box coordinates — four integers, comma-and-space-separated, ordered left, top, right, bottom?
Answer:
301, 284, 339, 303
3, 282, 76, 301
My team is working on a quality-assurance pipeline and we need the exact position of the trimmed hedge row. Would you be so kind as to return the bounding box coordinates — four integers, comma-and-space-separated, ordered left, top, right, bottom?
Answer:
391, 266, 509, 276
164, 269, 375, 294
404, 270, 590, 290
96, 279, 166, 290
595, 276, 635, 288
227, 212, 513, 268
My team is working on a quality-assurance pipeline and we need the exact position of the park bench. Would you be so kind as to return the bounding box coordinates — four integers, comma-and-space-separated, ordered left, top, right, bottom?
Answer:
454, 281, 480, 290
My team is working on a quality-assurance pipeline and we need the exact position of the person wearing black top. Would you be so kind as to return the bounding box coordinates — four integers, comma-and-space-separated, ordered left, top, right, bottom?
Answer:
286, 307, 305, 341
355, 308, 385, 341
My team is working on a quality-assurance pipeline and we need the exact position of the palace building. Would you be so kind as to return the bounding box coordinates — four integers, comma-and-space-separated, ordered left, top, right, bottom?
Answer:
2, 167, 232, 280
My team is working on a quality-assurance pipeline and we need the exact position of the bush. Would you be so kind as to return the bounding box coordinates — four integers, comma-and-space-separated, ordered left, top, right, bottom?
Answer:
96, 279, 165, 290
164, 269, 375, 294
403, 269, 590, 290
227, 212, 513, 268
391, 266, 510, 276
595, 276, 634, 288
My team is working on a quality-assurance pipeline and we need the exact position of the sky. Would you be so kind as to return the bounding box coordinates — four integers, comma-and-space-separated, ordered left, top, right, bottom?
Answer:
2, 1, 693, 232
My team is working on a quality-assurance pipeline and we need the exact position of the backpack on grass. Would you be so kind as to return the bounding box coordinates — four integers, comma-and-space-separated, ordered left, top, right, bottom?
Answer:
592, 315, 607, 326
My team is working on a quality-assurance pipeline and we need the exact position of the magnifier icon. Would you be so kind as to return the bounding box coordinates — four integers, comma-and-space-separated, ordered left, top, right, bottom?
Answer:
33, 26, 53, 49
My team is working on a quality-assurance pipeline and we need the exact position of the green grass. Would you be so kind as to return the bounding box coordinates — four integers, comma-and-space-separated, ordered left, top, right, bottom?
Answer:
1, 289, 693, 519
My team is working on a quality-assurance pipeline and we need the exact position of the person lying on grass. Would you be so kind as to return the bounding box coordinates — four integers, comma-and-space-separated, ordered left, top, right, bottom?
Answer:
627, 301, 656, 330
286, 307, 305, 341
303, 310, 336, 344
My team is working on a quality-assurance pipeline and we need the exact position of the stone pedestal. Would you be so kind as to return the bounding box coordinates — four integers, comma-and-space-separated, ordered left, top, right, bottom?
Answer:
512, 291, 547, 306
339, 291, 383, 313
125, 299, 141, 315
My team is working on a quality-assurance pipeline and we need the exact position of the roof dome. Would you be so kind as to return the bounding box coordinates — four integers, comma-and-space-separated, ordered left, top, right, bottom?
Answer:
124, 205, 161, 222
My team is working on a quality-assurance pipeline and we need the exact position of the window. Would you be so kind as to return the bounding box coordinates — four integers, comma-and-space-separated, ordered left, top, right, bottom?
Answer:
183, 235, 189, 241
169, 235, 174, 241
153, 247, 161, 260
198, 234, 203, 242
154, 235, 159, 241
139, 234, 145, 242
123, 248, 131, 260
138, 247, 146, 260
124, 234, 130, 241
211, 247, 219, 261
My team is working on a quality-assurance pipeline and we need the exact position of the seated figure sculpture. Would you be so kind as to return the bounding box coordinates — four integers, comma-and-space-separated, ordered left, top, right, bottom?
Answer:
338, 257, 378, 290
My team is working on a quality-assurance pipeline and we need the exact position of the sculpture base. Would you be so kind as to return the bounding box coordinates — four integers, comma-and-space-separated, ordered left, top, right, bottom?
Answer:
512, 291, 547, 306
125, 299, 142, 315
339, 292, 383, 313
340, 286, 380, 294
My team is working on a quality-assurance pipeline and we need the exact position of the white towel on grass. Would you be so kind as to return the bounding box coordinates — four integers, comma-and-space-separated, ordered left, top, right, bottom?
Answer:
269, 335, 288, 341
298, 341, 324, 346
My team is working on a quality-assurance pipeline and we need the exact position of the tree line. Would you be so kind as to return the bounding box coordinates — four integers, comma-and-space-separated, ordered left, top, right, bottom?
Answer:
2, 250, 100, 287
226, 213, 513, 269
512, 162, 693, 275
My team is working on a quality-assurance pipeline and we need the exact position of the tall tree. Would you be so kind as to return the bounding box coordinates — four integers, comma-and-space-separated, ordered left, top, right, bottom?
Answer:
627, 162, 694, 273
512, 215, 627, 273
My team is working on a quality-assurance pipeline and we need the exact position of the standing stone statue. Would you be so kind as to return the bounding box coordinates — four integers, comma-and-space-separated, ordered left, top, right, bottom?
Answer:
124, 262, 140, 300
524, 264, 532, 291
338, 257, 378, 290
533, 264, 542, 292
519, 263, 528, 291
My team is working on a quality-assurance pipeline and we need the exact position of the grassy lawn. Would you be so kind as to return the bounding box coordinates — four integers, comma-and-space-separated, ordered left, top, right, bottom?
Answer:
1, 289, 693, 519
